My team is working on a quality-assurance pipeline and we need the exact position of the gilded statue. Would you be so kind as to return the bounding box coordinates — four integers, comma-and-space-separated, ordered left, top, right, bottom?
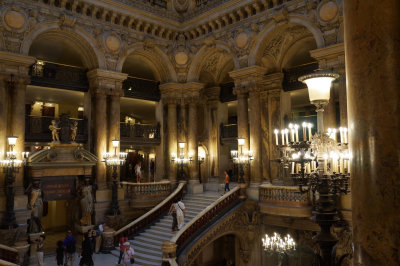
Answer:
26, 180, 43, 234
79, 178, 93, 226
71, 121, 78, 142
49, 120, 60, 142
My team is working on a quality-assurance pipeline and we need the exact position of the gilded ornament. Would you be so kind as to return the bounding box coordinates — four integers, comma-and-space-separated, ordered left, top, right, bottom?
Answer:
235, 32, 249, 49
174, 51, 188, 65
105, 35, 121, 52
4, 10, 26, 29
318, 1, 338, 22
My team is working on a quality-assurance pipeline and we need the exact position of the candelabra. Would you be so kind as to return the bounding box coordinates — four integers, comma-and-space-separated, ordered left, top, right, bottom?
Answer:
171, 142, 192, 180
230, 138, 253, 184
0, 136, 29, 229
273, 70, 350, 266
103, 140, 127, 216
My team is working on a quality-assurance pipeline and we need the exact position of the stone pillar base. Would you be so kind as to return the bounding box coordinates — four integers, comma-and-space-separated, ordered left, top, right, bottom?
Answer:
187, 180, 203, 194
101, 228, 115, 253
246, 183, 260, 201
29, 232, 44, 264
14, 241, 30, 265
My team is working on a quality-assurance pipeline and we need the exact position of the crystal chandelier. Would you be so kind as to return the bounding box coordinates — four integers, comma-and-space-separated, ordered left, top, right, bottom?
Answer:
262, 232, 296, 255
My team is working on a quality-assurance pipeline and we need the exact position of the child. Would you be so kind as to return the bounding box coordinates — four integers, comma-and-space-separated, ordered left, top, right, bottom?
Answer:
56, 240, 64, 266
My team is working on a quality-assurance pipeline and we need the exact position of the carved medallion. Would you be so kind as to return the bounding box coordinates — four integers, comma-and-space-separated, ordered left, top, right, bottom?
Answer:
105, 34, 121, 52
235, 32, 249, 48
173, 0, 189, 13
4, 10, 26, 29
318, 1, 339, 22
175, 51, 188, 65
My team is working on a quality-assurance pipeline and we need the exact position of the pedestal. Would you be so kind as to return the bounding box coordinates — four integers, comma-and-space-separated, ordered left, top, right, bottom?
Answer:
29, 232, 43, 264
101, 228, 115, 253
246, 183, 260, 201
14, 241, 30, 265
187, 180, 203, 194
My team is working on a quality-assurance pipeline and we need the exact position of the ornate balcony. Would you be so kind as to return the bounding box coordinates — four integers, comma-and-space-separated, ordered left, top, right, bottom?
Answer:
122, 77, 160, 101
25, 115, 88, 143
220, 123, 237, 145
259, 185, 312, 217
120, 122, 161, 146
30, 61, 88, 92
122, 181, 171, 208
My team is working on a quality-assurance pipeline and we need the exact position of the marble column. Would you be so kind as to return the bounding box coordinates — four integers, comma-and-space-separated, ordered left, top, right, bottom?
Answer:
94, 92, 107, 186
236, 92, 249, 183
268, 89, 282, 185
248, 89, 262, 184
167, 102, 177, 182
9, 77, 30, 189
260, 90, 271, 184
83, 92, 92, 151
344, 0, 400, 265
323, 88, 337, 131
188, 101, 198, 181
108, 94, 121, 152
337, 69, 348, 127
0, 75, 8, 187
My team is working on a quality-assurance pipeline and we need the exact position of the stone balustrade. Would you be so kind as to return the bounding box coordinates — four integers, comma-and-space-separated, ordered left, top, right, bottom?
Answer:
0, 244, 18, 265
259, 185, 311, 206
162, 186, 242, 263
113, 182, 185, 243
259, 184, 312, 217
121, 180, 171, 200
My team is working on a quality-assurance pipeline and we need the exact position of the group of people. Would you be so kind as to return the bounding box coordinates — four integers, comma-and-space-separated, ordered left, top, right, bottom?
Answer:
117, 235, 135, 266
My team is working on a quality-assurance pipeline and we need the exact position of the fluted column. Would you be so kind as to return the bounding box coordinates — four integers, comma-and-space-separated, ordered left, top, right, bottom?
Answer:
249, 88, 262, 184
167, 101, 177, 182
87, 69, 127, 187
188, 101, 198, 180
0, 52, 35, 191
0, 75, 8, 188
344, 1, 400, 265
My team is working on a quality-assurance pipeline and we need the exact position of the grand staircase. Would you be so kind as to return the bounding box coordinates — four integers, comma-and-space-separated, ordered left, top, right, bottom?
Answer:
112, 192, 221, 265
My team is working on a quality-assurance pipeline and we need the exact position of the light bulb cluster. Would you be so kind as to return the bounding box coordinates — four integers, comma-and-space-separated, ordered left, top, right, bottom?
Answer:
327, 127, 348, 144
171, 142, 193, 165
103, 152, 127, 166
262, 232, 296, 254
274, 122, 313, 145
230, 150, 254, 164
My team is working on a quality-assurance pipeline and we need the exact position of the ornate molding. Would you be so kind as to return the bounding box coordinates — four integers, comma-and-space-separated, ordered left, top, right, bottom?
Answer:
87, 69, 127, 96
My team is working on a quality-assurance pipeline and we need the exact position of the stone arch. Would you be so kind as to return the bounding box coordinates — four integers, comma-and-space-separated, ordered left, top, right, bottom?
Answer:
116, 43, 177, 82
185, 231, 245, 264
21, 22, 105, 69
187, 41, 240, 83
248, 15, 324, 67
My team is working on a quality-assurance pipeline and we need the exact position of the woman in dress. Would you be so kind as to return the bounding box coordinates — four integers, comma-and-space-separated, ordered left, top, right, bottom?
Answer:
27, 180, 43, 233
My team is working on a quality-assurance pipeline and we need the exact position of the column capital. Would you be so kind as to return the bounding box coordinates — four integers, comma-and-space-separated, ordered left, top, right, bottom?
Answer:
229, 65, 267, 94
87, 69, 127, 96
0, 51, 35, 79
263, 72, 284, 90
204, 86, 220, 105
160, 82, 204, 103
310, 43, 345, 70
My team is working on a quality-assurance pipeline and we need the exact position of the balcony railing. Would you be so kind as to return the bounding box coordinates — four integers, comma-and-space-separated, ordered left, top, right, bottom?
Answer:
122, 181, 171, 200
114, 182, 185, 243
259, 185, 311, 207
0, 244, 18, 265
123, 76, 160, 101
164, 186, 241, 259
25, 115, 88, 143
30, 61, 88, 92
120, 122, 161, 145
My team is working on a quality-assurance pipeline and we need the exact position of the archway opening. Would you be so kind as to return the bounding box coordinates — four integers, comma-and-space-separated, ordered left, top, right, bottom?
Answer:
193, 234, 237, 265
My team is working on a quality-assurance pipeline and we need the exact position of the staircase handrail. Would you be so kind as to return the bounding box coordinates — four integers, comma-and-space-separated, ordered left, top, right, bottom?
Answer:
113, 181, 186, 242
169, 186, 240, 250
0, 244, 18, 265
121, 180, 171, 199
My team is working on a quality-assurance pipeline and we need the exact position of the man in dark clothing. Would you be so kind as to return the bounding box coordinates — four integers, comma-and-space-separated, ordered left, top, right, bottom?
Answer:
63, 230, 76, 266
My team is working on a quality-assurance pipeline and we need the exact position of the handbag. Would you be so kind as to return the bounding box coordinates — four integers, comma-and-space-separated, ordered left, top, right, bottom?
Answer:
130, 257, 135, 264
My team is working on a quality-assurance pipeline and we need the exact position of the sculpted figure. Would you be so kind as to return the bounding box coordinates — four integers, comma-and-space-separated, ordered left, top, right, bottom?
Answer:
49, 120, 60, 142
27, 180, 43, 233
80, 178, 93, 226
71, 121, 78, 142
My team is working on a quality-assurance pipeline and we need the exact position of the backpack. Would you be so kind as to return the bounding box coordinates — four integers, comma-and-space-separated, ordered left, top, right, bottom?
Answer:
66, 238, 76, 253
